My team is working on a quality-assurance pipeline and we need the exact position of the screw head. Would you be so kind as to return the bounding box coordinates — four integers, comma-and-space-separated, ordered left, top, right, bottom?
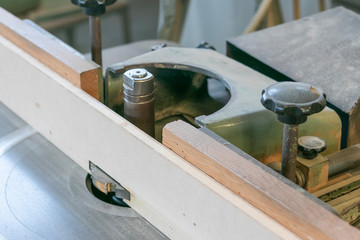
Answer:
129, 69, 148, 78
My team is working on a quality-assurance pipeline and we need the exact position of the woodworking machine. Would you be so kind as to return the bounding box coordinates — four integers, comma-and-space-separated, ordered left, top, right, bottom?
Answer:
1, 4, 360, 240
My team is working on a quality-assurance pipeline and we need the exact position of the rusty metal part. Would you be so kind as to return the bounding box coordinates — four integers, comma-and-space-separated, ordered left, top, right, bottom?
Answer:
261, 82, 326, 182
89, 15, 102, 65
123, 68, 155, 137
105, 47, 341, 162
297, 153, 329, 192
295, 167, 306, 187
281, 124, 299, 182
267, 152, 329, 192
298, 136, 327, 159
328, 144, 360, 177
267, 161, 305, 187
71, 0, 117, 65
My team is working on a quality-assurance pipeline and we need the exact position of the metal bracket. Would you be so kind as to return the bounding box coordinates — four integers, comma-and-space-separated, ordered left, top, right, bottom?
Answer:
89, 162, 130, 200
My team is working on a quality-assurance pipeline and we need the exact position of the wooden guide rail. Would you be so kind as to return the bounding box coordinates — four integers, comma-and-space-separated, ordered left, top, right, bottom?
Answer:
163, 120, 360, 240
0, 7, 100, 99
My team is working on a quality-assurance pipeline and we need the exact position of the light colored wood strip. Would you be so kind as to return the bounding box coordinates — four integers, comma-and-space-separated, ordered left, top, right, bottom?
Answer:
294, 0, 300, 19
319, 0, 326, 12
243, 0, 273, 34
0, 7, 100, 99
163, 120, 360, 240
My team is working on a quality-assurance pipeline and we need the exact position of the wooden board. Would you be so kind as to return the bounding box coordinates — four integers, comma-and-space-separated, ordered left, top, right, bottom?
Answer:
163, 120, 360, 240
0, 33, 301, 239
0, 7, 100, 99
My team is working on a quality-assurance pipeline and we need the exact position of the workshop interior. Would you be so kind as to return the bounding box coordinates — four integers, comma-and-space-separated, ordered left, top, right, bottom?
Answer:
1, 0, 360, 239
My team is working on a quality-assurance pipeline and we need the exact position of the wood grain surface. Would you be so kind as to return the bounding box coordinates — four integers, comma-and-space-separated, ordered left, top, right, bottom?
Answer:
163, 120, 360, 240
0, 8, 100, 99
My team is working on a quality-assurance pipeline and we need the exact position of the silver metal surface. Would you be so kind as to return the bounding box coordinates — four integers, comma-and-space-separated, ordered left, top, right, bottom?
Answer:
0, 126, 36, 157
123, 68, 155, 137
0, 100, 167, 240
0, 102, 27, 138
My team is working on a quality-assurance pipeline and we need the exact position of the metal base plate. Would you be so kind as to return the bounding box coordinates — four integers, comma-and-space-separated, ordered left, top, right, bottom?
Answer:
0, 101, 167, 240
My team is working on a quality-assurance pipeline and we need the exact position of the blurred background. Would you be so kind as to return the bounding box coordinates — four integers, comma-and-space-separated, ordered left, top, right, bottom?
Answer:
1, 0, 359, 54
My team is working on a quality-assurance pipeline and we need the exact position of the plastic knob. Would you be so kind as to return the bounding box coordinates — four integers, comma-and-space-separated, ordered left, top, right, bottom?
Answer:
71, 0, 116, 16
298, 136, 326, 159
261, 82, 326, 124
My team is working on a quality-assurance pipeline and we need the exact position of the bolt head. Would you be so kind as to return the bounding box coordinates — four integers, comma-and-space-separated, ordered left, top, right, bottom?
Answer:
129, 69, 148, 78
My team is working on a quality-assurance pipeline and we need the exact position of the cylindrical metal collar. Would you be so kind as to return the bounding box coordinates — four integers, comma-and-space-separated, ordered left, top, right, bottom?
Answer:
123, 69, 154, 96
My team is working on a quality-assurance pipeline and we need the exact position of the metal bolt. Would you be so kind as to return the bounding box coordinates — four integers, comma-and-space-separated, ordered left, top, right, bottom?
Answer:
89, 16, 102, 65
261, 82, 326, 182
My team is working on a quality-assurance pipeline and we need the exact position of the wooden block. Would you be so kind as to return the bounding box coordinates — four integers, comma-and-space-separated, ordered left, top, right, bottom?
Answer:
0, 7, 100, 99
163, 120, 360, 240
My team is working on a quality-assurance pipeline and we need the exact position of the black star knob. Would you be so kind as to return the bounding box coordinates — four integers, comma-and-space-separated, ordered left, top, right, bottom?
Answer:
298, 136, 326, 159
261, 82, 326, 125
71, 0, 116, 16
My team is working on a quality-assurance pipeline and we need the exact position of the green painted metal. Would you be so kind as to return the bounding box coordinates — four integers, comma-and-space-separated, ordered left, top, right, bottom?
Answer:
204, 108, 341, 164
106, 48, 342, 164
